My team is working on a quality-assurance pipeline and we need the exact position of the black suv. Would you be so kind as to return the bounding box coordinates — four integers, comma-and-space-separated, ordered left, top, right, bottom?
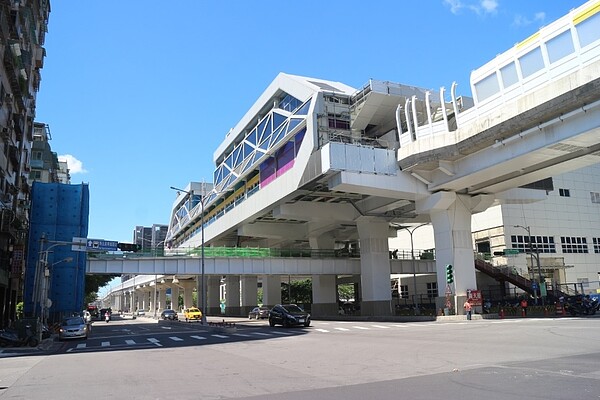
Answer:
160, 309, 179, 321
269, 304, 310, 327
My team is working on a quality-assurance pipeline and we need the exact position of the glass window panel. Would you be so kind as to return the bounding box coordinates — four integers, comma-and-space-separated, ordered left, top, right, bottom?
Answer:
519, 47, 545, 78
294, 99, 312, 115
257, 119, 268, 143
243, 142, 253, 159
577, 12, 600, 48
286, 118, 302, 134
546, 30, 575, 64
233, 145, 242, 168
270, 124, 286, 147
272, 112, 287, 130
500, 62, 519, 88
474, 72, 500, 102
247, 129, 257, 146
225, 153, 233, 168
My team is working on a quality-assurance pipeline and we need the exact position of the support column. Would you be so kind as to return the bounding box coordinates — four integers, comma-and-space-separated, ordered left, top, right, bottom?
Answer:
182, 283, 194, 309
170, 286, 180, 311
159, 287, 166, 311
262, 275, 281, 308
309, 234, 338, 316
418, 192, 492, 314
225, 275, 241, 316
241, 276, 258, 316
357, 216, 392, 316
207, 276, 221, 316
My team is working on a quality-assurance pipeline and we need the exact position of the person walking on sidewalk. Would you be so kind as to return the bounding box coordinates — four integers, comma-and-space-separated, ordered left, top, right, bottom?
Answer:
463, 299, 472, 320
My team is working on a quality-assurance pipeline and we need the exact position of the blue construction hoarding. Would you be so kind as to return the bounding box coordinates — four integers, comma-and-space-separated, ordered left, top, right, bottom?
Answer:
24, 182, 89, 321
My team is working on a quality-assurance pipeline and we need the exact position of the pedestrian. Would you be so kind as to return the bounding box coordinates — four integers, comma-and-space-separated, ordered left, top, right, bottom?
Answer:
463, 299, 472, 320
520, 298, 528, 316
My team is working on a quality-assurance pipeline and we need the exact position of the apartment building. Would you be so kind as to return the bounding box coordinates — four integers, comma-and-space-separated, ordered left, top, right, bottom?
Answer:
0, 0, 51, 328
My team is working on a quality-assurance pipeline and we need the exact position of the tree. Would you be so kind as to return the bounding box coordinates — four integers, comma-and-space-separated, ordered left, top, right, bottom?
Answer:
84, 274, 118, 304
282, 279, 312, 304
338, 283, 355, 302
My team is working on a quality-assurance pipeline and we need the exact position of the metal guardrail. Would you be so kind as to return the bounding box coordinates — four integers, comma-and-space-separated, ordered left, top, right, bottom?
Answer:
88, 247, 436, 260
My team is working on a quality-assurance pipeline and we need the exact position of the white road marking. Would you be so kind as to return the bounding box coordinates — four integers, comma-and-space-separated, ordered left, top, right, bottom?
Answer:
371, 325, 390, 329
334, 327, 350, 331
191, 335, 207, 340
211, 334, 229, 339
147, 338, 162, 347
270, 331, 292, 335
315, 329, 329, 333
76, 343, 86, 349
169, 336, 183, 341
233, 333, 251, 337
125, 339, 136, 345
251, 332, 272, 336
353, 326, 369, 330
101, 341, 110, 347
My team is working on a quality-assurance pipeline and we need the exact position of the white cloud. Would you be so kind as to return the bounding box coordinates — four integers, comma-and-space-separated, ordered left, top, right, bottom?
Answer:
480, 0, 498, 14
444, 0, 498, 15
58, 154, 88, 174
513, 11, 546, 27
444, 0, 464, 15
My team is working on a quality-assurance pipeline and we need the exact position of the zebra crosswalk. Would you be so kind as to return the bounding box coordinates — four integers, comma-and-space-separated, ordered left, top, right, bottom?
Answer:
64, 319, 545, 352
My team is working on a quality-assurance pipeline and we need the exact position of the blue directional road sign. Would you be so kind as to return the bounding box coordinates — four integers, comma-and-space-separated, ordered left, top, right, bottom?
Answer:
86, 239, 118, 252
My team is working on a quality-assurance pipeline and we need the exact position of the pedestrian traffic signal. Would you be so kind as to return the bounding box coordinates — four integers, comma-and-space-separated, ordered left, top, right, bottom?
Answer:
446, 264, 454, 284
118, 243, 141, 252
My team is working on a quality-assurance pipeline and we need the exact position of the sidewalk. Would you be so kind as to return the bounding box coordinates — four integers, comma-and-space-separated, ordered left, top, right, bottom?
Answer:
0, 335, 58, 358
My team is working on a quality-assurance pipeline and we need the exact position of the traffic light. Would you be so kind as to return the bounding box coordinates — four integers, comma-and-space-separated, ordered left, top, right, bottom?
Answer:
446, 264, 454, 284
118, 243, 141, 252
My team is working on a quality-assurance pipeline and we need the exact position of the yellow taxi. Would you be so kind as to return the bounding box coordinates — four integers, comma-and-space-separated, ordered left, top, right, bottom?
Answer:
183, 307, 202, 322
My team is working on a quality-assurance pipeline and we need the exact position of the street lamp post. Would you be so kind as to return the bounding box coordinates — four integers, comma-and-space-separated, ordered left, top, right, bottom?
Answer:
396, 223, 430, 315
514, 225, 544, 306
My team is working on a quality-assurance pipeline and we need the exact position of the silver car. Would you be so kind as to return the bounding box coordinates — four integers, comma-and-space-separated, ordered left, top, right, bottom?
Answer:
248, 306, 270, 319
59, 317, 90, 340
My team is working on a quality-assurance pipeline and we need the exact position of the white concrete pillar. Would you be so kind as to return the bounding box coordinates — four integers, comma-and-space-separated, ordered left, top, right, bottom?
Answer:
357, 216, 392, 316
225, 275, 241, 316
241, 276, 258, 315
262, 275, 281, 307
159, 287, 166, 311
309, 234, 338, 316
170, 286, 180, 311
207, 276, 221, 316
183, 284, 194, 309
312, 275, 338, 316
429, 197, 476, 311
417, 192, 492, 313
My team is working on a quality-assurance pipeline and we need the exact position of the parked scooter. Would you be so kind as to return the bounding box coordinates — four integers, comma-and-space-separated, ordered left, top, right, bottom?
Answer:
104, 312, 110, 323
0, 324, 39, 347
564, 295, 599, 316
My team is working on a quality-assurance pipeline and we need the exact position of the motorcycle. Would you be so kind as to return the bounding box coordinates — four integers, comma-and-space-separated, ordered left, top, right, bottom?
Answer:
563, 295, 599, 316
0, 324, 39, 347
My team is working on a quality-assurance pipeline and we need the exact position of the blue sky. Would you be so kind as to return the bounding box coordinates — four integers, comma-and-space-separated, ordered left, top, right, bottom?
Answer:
35, 0, 584, 244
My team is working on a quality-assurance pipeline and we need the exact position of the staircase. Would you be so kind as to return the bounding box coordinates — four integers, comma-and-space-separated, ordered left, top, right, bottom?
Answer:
474, 257, 568, 299
474, 258, 535, 295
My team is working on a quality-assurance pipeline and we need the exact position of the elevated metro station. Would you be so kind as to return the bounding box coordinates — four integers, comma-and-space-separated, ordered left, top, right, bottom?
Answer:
95, 0, 600, 318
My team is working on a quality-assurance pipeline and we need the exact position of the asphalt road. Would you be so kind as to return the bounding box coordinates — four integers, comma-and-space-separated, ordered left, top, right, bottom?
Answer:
1, 316, 599, 399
